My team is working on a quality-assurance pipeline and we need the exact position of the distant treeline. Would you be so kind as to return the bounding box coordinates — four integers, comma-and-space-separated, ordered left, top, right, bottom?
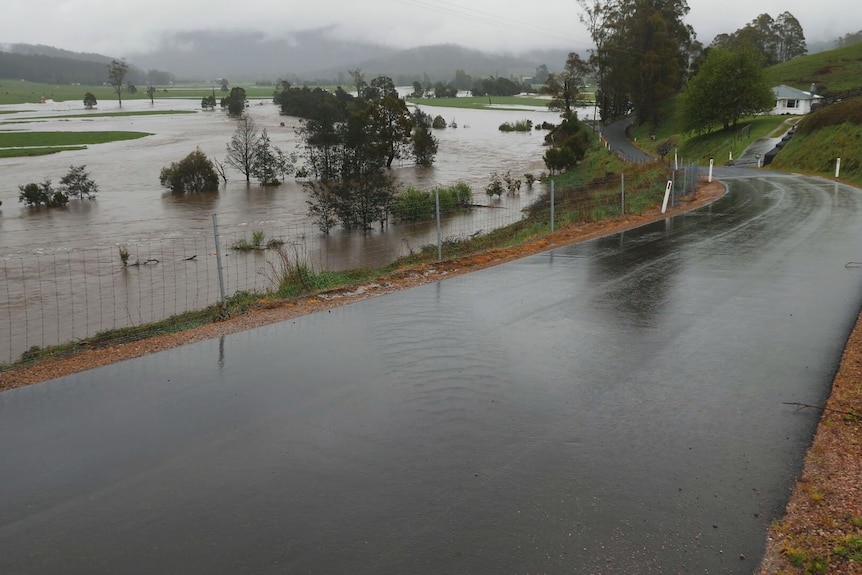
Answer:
0, 51, 174, 86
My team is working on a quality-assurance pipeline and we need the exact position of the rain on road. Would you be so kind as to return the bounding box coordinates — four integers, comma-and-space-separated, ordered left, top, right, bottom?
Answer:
2, 172, 861, 574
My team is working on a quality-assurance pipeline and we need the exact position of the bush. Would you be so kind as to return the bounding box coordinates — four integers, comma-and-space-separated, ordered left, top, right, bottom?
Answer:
159, 149, 219, 193
432, 115, 447, 129
499, 119, 533, 132
18, 179, 68, 207
391, 183, 474, 222
83, 92, 97, 109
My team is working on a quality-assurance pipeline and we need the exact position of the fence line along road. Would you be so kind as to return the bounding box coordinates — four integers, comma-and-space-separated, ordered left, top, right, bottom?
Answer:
0, 169, 699, 367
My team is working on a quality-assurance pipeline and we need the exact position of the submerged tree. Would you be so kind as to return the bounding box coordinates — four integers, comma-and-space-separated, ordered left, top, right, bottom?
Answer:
83, 92, 97, 109
59, 165, 99, 200
225, 115, 260, 184
107, 59, 129, 107
159, 149, 219, 194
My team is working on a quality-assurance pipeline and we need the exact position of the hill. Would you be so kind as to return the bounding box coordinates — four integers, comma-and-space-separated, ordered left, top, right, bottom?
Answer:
0, 44, 172, 86
771, 98, 862, 183
766, 41, 862, 94
308, 44, 560, 85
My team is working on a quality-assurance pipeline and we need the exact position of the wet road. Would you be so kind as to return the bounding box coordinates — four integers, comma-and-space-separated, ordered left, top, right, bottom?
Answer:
2, 172, 862, 573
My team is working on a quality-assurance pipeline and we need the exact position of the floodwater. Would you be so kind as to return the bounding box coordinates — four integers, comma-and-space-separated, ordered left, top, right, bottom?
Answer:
0, 96, 572, 363
1, 173, 860, 573
0, 97, 565, 259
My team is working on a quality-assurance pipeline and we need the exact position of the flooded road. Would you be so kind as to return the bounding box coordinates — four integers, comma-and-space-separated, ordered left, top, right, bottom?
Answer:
1, 172, 860, 573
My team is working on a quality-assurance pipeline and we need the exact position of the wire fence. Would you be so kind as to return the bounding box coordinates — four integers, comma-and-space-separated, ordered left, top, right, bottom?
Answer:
0, 167, 700, 367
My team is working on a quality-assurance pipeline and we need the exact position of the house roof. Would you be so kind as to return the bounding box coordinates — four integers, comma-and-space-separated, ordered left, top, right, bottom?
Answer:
773, 84, 821, 100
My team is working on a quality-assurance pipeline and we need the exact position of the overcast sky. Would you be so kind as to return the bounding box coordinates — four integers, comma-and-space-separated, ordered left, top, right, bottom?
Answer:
3, 0, 860, 57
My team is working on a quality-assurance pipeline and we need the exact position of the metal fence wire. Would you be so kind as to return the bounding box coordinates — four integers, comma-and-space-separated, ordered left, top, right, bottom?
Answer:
1, 167, 700, 367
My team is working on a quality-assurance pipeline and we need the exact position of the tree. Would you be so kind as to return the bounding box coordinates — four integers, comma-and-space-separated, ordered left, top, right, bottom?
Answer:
146, 84, 156, 104
159, 149, 219, 194
83, 92, 97, 109
251, 129, 293, 186
410, 108, 438, 166
108, 59, 128, 107
349, 68, 365, 95
542, 52, 589, 119
18, 179, 68, 207
711, 12, 806, 65
680, 47, 774, 133
220, 78, 229, 92
127, 83, 137, 94
201, 95, 217, 110
775, 12, 807, 62
534, 64, 550, 84
581, 0, 695, 128
226, 86, 247, 116
225, 115, 260, 184
59, 165, 98, 200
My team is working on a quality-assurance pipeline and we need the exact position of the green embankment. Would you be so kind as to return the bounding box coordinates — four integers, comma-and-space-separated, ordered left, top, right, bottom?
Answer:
771, 98, 862, 184
627, 98, 788, 166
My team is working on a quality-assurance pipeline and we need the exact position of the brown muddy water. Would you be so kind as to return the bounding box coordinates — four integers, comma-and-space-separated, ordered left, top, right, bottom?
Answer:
0, 96, 581, 363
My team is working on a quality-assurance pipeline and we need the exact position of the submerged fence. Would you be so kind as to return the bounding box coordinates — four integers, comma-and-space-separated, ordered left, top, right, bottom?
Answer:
0, 168, 699, 367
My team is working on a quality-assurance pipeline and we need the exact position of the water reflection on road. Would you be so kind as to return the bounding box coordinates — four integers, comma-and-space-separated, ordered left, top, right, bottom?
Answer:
1, 174, 861, 573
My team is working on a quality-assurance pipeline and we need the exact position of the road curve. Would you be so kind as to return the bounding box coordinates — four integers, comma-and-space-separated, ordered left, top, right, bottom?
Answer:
1, 173, 861, 574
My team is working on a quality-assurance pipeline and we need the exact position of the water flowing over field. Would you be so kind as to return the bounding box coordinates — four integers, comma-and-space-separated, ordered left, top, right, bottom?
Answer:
0, 95, 583, 363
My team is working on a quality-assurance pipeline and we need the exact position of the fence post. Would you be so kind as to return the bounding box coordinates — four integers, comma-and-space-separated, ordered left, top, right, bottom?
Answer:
621, 173, 625, 215
435, 186, 442, 262
661, 180, 673, 214
709, 158, 714, 183
550, 179, 555, 233
836, 158, 842, 179
212, 213, 226, 303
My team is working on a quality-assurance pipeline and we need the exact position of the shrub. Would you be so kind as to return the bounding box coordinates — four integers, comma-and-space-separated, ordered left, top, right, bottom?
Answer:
83, 92, 97, 109
499, 119, 533, 132
432, 115, 447, 129
18, 179, 68, 207
392, 183, 474, 222
159, 149, 219, 194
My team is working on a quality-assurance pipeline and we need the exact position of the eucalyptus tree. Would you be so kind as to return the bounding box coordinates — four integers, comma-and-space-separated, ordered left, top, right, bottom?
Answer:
107, 59, 128, 107
542, 52, 590, 120
579, 0, 695, 129
775, 12, 807, 62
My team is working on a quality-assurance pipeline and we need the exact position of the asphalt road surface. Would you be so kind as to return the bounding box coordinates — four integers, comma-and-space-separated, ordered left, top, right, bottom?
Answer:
2, 172, 862, 574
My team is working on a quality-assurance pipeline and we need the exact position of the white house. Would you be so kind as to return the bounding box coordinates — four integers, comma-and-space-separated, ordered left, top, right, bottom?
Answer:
772, 84, 822, 115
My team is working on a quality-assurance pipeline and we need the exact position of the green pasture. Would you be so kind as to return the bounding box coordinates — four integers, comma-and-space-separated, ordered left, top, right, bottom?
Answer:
0, 130, 152, 157
767, 41, 862, 93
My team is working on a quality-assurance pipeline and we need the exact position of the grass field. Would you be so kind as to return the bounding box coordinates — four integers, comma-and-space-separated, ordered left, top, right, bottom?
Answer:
0, 130, 152, 157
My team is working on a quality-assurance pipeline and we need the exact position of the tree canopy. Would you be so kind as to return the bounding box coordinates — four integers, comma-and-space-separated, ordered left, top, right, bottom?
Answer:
159, 149, 219, 194
107, 59, 128, 107
680, 47, 775, 133
711, 12, 806, 65
580, 0, 696, 129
